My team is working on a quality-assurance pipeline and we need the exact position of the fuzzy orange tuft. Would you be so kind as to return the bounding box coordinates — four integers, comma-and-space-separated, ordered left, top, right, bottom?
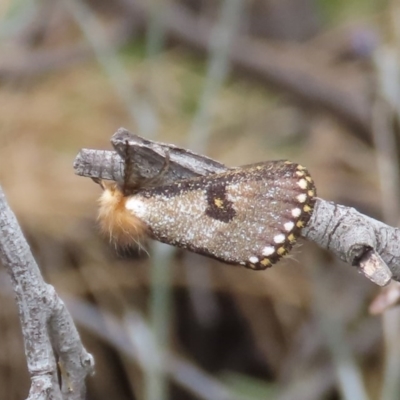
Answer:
97, 181, 147, 248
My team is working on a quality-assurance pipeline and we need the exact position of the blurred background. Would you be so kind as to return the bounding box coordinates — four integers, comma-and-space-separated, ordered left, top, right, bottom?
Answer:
1, 0, 400, 399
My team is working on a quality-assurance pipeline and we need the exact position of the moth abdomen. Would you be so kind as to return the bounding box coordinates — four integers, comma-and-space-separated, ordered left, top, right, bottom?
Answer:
121, 160, 316, 270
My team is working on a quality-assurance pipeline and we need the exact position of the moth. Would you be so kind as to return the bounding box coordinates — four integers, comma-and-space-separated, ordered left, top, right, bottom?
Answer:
96, 136, 316, 270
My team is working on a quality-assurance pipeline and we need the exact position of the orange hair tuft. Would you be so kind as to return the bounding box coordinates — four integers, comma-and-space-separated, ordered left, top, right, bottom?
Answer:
97, 181, 147, 248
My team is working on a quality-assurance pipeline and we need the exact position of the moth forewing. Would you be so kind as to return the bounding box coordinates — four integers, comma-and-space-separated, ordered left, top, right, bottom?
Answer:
113, 160, 316, 270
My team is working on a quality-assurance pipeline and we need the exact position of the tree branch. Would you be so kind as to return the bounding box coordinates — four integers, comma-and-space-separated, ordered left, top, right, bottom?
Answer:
74, 128, 396, 287
0, 186, 94, 400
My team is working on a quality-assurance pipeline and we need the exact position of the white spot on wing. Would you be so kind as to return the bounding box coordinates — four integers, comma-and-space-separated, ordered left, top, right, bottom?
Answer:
126, 197, 147, 218
284, 221, 294, 231
249, 256, 259, 264
262, 246, 275, 256
274, 234, 286, 244
297, 179, 308, 189
292, 208, 301, 217
297, 194, 307, 203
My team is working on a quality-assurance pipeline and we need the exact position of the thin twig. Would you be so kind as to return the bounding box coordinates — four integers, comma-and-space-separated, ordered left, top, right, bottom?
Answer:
0, 186, 94, 400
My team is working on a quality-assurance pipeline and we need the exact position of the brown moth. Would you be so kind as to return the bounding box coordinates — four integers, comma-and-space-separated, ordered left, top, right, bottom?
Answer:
98, 159, 316, 270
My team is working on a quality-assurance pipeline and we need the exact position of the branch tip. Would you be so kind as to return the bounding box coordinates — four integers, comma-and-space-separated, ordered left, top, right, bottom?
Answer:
357, 249, 392, 287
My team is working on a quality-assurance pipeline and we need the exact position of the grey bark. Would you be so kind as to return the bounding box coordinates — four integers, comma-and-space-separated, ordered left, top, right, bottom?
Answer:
0, 187, 94, 400
74, 128, 397, 287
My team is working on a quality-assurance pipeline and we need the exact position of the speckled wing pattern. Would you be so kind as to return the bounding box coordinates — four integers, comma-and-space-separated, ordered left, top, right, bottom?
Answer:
131, 160, 316, 270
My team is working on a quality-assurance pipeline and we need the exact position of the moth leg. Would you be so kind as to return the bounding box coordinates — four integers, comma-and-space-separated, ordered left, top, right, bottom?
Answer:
120, 140, 171, 194
142, 150, 171, 188
121, 139, 145, 195
91, 177, 102, 187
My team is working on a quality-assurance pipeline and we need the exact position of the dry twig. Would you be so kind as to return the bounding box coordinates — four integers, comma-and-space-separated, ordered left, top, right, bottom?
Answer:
0, 187, 94, 400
